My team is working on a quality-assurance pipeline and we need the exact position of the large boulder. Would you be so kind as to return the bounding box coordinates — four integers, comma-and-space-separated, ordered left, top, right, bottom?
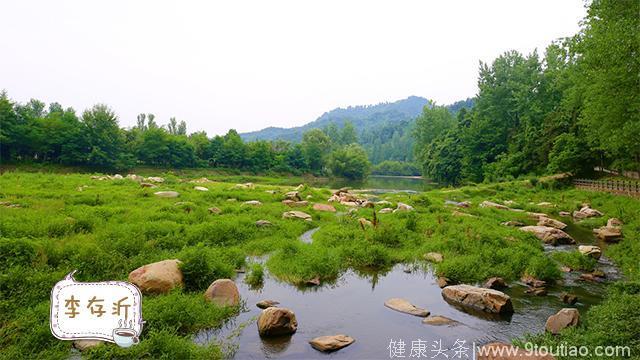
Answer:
309, 334, 355, 352
204, 279, 240, 307
384, 298, 429, 317
282, 211, 312, 221
154, 191, 180, 198
257, 307, 298, 336
519, 226, 575, 245
578, 245, 602, 259
480, 201, 510, 210
313, 203, 336, 212
441, 285, 513, 314
545, 308, 580, 334
477, 342, 556, 359
129, 259, 183, 294
537, 217, 567, 230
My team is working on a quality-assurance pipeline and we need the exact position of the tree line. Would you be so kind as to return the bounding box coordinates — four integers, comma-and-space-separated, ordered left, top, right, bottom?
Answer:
0, 96, 371, 179
413, 0, 639, 185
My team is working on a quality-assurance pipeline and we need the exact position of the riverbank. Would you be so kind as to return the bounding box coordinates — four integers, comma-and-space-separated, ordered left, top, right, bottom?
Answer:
0, 171, 637, 359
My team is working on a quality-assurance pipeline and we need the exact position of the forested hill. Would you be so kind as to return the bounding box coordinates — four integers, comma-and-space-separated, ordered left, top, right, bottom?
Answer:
240, 96, 429, 143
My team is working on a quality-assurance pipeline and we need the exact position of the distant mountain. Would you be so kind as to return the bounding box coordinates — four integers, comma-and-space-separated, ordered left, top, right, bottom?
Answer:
240, 96, 474, 164
240, 96, 429, 143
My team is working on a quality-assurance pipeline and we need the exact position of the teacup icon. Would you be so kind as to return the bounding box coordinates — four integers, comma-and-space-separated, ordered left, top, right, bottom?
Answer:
112, 328, 140, 348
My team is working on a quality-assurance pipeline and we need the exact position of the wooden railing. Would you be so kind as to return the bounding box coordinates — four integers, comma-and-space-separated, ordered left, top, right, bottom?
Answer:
574, 178, 640, 197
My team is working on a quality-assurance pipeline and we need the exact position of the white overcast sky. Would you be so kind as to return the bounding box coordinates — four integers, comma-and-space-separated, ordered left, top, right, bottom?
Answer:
1, 0, 586, 136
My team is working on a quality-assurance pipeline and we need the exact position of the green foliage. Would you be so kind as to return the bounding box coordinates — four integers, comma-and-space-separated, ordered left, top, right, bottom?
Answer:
551, 251, 597, 272
327, 143, 371, 180
525, 255, 561, 282
179, 246, 234, 292
244, 263, 264, 287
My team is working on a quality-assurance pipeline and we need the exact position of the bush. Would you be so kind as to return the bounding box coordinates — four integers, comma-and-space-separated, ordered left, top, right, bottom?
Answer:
0, 238, 38, 268
551, 251, 597, 272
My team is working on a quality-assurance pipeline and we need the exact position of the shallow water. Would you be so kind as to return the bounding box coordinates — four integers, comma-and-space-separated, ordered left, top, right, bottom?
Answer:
196, 263, 608, 360
194, 213, 616, 359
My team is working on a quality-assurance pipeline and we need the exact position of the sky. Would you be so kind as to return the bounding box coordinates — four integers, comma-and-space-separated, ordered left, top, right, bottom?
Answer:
1, 0, 587, 136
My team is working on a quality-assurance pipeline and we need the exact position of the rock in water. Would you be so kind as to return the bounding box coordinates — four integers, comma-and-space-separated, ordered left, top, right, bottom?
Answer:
128, 259, 183, 294
437, 277, 451, 288
483, 277, 507, 290
561, 293, 578, 305
154, 191, 180, 198
537, 216, 567, 230
422, 315, 458, 326
257, 307, 297, 336
441, 285, 513, 314
424, 252, 444, 263
309, 334, 355, 352
545, 308, 580, 334
384, 298, 430, 317
257, 300, 279, 309
204, 279, 240, 307
578, 245, 602, 259
519, 226, 575, 245
477, 342, 556, 359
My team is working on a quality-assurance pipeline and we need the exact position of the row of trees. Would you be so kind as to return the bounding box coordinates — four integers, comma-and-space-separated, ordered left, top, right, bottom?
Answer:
0, 95, 371, 179
414, 0, 639, 185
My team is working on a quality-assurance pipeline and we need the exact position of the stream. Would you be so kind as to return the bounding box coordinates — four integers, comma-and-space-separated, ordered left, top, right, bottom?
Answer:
196, 217, 618, 359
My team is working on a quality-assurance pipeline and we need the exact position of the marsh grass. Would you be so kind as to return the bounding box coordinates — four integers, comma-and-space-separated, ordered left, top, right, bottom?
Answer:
0, 172, 638, 358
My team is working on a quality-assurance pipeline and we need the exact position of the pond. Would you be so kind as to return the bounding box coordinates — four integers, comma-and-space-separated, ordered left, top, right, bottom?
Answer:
308, 175, 439, 193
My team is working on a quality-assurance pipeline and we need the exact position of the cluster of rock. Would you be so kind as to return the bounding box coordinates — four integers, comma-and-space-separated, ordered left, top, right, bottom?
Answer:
234, 182, 255, 189
327, 188, 379, 209
593, 218, 623, 242
92, 174, 165, 183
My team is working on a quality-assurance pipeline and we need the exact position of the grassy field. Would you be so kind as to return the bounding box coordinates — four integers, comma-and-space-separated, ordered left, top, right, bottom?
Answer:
0, 171, 638, 359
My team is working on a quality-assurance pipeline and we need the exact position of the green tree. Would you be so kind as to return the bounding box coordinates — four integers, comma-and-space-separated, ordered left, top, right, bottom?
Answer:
327, 143, 371, 180
301, 129, 331, 173
81, 104, 127, 168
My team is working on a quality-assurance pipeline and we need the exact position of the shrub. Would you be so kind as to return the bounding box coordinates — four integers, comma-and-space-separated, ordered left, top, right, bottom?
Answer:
551, 251, 597, 272
525, 256, 561, 282
0, 238, 38, 268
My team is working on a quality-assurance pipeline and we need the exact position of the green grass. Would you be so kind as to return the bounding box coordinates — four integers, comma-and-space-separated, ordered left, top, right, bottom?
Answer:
0, 171, 638, 358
